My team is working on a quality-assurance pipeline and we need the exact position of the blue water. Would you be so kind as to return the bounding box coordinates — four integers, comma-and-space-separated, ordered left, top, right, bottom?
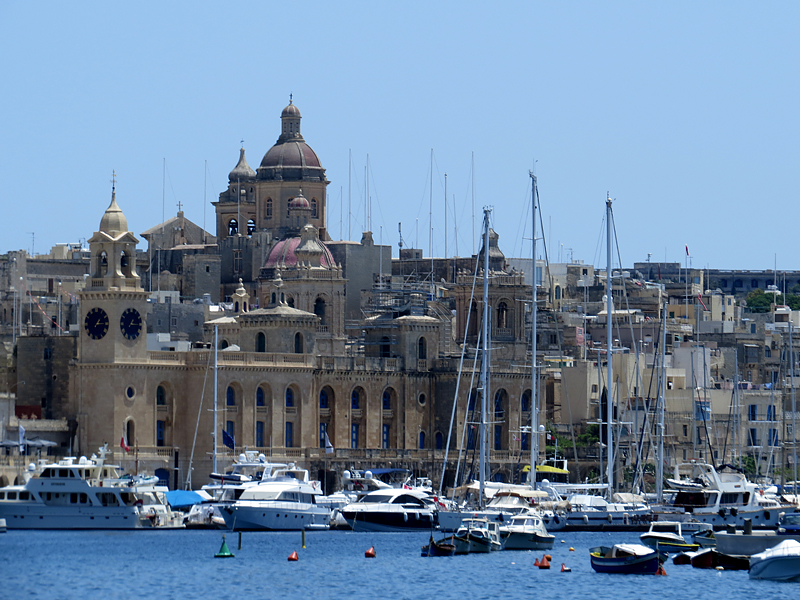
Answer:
0, 529, 793, 599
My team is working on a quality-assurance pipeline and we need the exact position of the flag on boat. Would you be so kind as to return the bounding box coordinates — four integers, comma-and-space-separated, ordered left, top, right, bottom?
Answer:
324, 431, 334, 454
120, 434, 129, 453
222, 428, 235, 450
685, 244, 689, 256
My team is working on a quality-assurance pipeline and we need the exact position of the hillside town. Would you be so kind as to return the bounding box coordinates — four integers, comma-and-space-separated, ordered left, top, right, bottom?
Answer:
1, 101, 798, 499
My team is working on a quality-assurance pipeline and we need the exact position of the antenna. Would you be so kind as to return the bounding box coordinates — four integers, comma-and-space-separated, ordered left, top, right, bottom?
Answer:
27, 232, 35, 257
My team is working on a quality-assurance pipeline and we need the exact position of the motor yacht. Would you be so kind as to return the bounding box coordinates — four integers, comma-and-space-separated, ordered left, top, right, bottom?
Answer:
499, 511, 555, 550
453, 517, 502, 554
0, 445, 184, 529
338, 488, 438, 532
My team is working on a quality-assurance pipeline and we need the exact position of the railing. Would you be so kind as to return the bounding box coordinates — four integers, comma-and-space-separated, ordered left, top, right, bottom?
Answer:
148, 350, 316, 368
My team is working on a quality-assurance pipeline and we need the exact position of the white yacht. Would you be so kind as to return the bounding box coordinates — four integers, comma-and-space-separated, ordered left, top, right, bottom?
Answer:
499, 511, 555, 550
339, 488, 439, 532
219, 464, 330, 531
654, 461, 791, 529
0, 445, 184, 529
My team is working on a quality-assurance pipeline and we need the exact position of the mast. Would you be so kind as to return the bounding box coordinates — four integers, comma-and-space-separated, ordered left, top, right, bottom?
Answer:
605, 194, 614, 496
657, 300, 667, 503
791, 319, 797, 495
479, 207, 492, 507
529, 172, 539, 489
213, 323, 219, 475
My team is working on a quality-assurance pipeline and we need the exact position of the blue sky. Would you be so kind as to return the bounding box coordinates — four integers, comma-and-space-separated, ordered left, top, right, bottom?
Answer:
1, 2, 797, 272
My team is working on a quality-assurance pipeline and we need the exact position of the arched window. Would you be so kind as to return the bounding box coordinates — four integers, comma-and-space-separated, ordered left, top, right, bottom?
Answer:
382, 389, 392, 410
380, 336, 391, 358
521, 390, 531, 412
314, 298, 326, 325
294, 332, 303, 354
287, 296, 295, 308
435, 431, 444, 450
351, 388, 361, 409
271, 292, 276, 304
234, 301, 239, 312
555, 286, 562, 300
285, 388, 294, 408
220, 339, 229, 350
320, 388, 329, 409
256, 332, 266, 353
247, 219, 255, 236
228, 219, 238, 236
497, 302, 508, 328
494, 389, 506, 418
156, 385, 166, 406
311, 198, 318, 218
419, 431, 426, 449
418, 337, 427, 360
125, 420, 135, 450
256, 386, 266, 407
266, 198, 273, 218
226, 386, 236, 406
98, 251, 108, 277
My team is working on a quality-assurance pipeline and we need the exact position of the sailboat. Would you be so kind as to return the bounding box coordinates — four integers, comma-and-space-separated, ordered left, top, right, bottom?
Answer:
561, 195, 651, 530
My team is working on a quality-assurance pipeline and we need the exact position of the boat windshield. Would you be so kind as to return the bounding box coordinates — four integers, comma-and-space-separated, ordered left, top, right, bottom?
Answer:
782, 514, 800, 526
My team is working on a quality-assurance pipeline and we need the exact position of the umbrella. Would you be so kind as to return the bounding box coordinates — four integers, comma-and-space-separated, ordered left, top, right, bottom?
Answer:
0, 440, 20, 448
165, 490, 205, 509
24, 439, 57, 447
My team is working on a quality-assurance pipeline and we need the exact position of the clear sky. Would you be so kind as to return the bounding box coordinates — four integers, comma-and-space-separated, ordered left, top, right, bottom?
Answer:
1, 2, 797, 272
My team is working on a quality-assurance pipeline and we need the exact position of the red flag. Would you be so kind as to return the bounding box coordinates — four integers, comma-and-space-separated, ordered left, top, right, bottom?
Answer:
120, 435, 129, 453
697, 294, 708, 311
685, 245, 689, 256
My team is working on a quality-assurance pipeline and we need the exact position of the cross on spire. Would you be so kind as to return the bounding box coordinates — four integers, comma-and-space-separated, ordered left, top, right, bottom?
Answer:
177, 201, 183, 212
289, 93, 293, 104
111, 170, 117, 191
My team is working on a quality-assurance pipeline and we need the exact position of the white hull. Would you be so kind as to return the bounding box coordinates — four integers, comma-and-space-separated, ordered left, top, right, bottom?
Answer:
221, 501, 330, 531
502, 531, 554, 550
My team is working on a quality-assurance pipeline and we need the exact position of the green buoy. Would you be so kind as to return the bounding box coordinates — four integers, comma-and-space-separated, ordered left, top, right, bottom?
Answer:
215, 534, 235, 558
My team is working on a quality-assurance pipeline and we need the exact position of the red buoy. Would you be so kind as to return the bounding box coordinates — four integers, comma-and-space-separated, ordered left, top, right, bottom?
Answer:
288, 551, 298, 562
365, 546, 376, 558
534, 557, 540, 566
561, 563, 571, 572
656, 564, 666, 576
539, 556, 551, 569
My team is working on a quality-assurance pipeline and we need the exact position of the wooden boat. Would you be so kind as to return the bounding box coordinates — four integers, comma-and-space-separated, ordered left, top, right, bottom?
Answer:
689, 548, 748, 570
453, 517, 502, 554
421, 534, 456, 557
640, 520, 699, 553
590, 544, 661, 574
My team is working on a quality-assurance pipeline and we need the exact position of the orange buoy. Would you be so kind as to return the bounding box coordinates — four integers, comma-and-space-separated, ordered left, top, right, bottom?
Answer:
569, 547, 575, 552
288, 551, 299, 562
365, 546, 376, 558
561, 563, 571, 572
539, 556, 551, 569
656, 564, 666, 576
545, 554, 552, 561
534, 557, 540, 566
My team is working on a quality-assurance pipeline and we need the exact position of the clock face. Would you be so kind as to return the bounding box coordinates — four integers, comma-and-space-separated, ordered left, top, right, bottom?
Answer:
84, 307, 109, 340
120, 308, 143, 340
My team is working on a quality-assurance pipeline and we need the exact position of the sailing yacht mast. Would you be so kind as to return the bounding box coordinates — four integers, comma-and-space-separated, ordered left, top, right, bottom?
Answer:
529, 172, 539, 489
213, 323, 219, 475
656, 301, 667, 503
605, 194, 614, 496
479, 207, 492, 507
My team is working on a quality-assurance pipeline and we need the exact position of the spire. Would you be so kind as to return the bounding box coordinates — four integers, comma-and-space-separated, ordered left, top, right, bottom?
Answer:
228, 147, 256, 182
279, 96, 303, 143
99, 172, 128, 235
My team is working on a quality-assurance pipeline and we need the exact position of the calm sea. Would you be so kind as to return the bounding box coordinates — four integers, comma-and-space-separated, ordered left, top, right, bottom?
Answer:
0, 529, 793, 599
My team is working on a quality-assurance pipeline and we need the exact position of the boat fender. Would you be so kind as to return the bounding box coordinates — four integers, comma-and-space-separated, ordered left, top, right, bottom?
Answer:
553, 515, 560, 525
607, 514, 613, 523
764, 510, 771, 520
718, 508, 726, 518
730, 507, 738, 517
403, 512, 408, 522
583, 515, 589, 525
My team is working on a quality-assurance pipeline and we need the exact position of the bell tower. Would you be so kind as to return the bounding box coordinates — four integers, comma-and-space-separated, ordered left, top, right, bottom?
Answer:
78, 182, 149, 364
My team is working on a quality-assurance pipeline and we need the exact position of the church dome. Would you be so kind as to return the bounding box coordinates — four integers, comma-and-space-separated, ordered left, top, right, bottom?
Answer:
257, 101, 326, 182
263, 233, 335, 270
99, 189, 128, 235
228, 147, 256, 182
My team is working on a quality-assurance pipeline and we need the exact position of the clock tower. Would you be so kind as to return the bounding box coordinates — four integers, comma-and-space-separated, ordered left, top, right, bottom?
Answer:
78, 184, 149, 364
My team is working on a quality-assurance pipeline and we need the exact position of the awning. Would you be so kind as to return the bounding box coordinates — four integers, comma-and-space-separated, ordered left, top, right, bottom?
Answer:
165, 490, 205, 508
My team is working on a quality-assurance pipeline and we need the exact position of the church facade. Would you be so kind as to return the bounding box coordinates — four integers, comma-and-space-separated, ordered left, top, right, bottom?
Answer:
68, 101, 541, 492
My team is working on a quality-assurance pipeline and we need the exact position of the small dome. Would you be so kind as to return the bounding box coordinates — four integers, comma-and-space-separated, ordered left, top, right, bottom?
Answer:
282, 102, 301, 118
99, 189, 128, 235
228, 148, 256, 182
289, 191, 310, 209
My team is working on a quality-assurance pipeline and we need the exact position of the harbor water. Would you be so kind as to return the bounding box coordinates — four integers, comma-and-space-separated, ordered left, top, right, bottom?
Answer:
0, 529, 794, 599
